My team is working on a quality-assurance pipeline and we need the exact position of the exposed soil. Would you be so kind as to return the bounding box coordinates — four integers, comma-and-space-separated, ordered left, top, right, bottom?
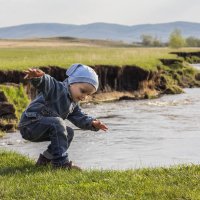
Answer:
0, 57, 199, 132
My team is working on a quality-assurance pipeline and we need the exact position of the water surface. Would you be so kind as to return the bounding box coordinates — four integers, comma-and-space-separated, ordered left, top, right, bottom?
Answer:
1, 65, 200, 169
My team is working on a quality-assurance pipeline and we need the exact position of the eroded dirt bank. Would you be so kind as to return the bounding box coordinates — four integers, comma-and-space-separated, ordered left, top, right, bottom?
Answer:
0, 65, 159, 101
0, 59, 200, 132
170, 51, 200, 63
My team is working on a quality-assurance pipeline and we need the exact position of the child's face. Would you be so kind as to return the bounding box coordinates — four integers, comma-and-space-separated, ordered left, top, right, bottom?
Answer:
69, 82, 96, 102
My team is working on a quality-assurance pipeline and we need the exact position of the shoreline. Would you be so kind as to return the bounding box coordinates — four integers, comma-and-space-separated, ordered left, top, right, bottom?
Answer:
0, 53, 200, 132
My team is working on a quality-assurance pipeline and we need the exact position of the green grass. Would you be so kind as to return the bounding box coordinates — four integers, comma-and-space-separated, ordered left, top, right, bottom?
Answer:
0, 47, 193, 71
0, 130, 5, 138
159, 62, 200, 94
1, 38, 200, 71
1, 151, 200, 199
0, 84, 30, 120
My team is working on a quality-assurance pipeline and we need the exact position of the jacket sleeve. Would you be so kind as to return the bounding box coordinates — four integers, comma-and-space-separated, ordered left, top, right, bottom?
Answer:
30, 74, 64, 101
67, 105, 99, 131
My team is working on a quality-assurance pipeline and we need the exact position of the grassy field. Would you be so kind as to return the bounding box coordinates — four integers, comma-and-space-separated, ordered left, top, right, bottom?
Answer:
1, 151, 200, 200
1, 40, 200, 199
1, 38, 200, 71
0, 46, 175, 71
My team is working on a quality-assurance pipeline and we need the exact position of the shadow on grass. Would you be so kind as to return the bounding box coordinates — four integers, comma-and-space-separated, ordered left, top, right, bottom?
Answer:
0, 164, 53, 176
0, 151, 83, 177
0, 150, 55, 176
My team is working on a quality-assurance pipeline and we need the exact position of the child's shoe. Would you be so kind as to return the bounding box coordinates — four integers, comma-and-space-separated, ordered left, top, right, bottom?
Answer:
53, 161, 82, 171
36, 154, 51, 166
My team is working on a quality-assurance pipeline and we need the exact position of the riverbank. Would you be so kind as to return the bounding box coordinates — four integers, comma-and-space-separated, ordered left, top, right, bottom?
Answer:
0, 61, 200, 133
1, 151, 200, 200
0, 47, 200, 133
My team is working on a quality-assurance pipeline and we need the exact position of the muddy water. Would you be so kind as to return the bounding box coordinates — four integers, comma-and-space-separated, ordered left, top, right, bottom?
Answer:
1, 65, 200, 170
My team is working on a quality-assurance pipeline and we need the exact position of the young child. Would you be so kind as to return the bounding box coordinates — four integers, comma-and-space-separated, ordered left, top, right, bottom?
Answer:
18, 63, 108, 170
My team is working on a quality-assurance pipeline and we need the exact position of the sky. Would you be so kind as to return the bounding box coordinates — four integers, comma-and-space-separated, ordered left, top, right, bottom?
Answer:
0, 0, 200, 28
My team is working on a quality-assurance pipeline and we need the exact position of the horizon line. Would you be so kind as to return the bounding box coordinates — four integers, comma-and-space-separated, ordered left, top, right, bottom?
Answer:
0, 20, 200, 29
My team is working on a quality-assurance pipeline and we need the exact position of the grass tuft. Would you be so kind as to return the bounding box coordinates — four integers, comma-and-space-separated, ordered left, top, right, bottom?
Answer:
0, 84, 30, 120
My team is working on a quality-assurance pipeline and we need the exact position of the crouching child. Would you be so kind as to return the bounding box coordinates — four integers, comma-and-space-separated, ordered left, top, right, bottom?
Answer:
18, 64, 108, 170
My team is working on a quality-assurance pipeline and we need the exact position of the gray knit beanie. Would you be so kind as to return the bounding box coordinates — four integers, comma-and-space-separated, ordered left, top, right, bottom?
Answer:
66, 63, 99, 91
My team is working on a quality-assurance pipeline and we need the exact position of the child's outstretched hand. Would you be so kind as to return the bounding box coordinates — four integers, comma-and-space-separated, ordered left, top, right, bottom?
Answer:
92, 119, 108, 132
24, 68, 45, 79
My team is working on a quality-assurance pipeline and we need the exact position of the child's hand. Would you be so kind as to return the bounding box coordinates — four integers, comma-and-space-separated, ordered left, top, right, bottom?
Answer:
92, 119, 108, 132
24, 68, 45, 79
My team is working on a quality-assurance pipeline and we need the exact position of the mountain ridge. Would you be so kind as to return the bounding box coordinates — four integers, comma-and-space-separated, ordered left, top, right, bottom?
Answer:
0, 21, 200, 42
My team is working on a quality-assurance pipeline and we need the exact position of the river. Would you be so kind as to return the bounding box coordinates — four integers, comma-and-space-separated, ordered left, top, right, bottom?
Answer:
1, 64, 200, 169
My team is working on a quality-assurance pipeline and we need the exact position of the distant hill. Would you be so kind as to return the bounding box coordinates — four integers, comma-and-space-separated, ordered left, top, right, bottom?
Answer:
0, 21, 200, 43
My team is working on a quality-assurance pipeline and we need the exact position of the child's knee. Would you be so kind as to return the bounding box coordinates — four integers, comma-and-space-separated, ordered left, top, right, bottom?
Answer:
66, 126, 74, 138
53, 117, 66, 128
19, 126, 34, 141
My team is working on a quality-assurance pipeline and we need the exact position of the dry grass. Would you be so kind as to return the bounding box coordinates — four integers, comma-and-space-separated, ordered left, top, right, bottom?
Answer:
0, 38, 129, 48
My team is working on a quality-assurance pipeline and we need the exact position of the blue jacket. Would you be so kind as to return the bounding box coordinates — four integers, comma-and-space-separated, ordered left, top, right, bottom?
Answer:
19, 74, 98, 131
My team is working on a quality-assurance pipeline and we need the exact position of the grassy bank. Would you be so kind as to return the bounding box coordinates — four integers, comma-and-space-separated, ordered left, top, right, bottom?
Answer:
0, 84, 29, 120
0, 47, 175, 71
0, 151, 200, 200
0, 84, 30, 133
0, 39, 199, 71
0, 41, 200, 133
1, 46, 199, 71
